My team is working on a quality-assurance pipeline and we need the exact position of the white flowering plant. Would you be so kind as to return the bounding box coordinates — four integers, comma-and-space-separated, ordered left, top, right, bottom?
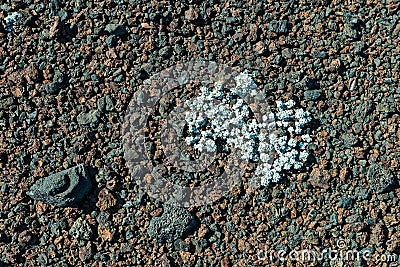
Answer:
3, 12, 23, 32
183, 72, 313, 186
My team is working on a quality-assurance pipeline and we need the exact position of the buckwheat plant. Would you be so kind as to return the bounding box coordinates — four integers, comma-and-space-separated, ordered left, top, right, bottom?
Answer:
3, 12, 22, 32
184, 72, 312, 186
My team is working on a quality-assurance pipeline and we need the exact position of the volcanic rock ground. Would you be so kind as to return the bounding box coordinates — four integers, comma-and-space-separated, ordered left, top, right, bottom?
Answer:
0, 0, 400, 266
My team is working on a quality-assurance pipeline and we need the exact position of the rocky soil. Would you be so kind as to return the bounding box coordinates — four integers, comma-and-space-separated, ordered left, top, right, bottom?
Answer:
0, 0, 399, 266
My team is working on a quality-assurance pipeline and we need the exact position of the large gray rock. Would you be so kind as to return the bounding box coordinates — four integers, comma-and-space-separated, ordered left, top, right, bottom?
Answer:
367, 164, 395, 193
27, 164, 92, 207
147, 204, 197, 243
268, 20, 289, 33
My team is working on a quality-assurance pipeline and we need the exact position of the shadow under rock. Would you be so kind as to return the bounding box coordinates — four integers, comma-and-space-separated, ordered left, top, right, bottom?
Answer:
58, 22, 78, 44
74, 165, 99, 214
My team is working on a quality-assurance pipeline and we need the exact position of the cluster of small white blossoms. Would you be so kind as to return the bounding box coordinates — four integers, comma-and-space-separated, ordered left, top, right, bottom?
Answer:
256, 100, 312, 185
3, 12, 22, 32
184, 72, 313, 186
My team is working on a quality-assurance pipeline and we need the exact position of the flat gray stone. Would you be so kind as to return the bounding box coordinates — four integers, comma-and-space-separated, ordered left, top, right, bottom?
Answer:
304, 89, 322, 101
147, 204, 197, 243
27, 164, 92, 207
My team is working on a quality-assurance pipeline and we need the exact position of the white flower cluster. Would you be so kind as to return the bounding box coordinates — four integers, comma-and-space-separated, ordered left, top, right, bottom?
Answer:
184, 72, 313, 186
257, 101, 312, 185
4, 12, 22, 32
230, 70, 258, 97
185, 82, 256, 159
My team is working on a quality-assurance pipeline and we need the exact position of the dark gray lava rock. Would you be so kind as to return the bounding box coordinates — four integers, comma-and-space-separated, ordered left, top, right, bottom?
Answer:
147, 204, 197, 243
304, 89, 322, 101
105, 35, 117, 47
105, 23, 127, 36
268, 20, 289, 33
355, 186, 370, 200
367, 164, 395, 193
97, 95, 114, 112
159, 46, 172, 58
311, 50, 327, 59
77, 110, 100, 125
338, 195, 353, 209
341, 133, 359, 148
69, 217, 93, 241
27, 164, 92, 207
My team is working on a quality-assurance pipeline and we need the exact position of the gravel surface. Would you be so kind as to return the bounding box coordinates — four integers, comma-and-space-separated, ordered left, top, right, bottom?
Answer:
0, 0, 400, 266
